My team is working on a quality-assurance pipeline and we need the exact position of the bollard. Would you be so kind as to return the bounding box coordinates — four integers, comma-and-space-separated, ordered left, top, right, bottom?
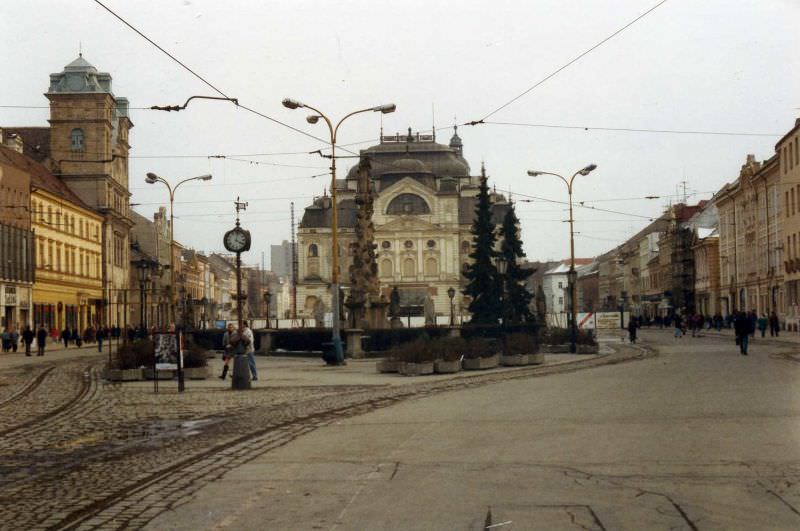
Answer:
231, 355, 251, 390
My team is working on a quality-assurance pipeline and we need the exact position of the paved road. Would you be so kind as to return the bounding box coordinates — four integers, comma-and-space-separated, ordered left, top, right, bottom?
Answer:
145, 330, 800, 530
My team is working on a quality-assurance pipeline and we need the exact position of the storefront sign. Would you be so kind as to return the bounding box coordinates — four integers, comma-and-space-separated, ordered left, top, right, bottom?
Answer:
3, 286, 17, 306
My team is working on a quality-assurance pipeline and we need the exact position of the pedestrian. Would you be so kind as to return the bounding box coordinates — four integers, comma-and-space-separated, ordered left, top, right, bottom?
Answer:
241, 320, 257, 381
22, 325, 34, 356
734, 311, 752, 355
61, 327, 70, 348
74, 326, 83, 348
673, 314, 683, 339
218, 323, 236, 380
10, 326, 19, 353
748, 311, 757, 338
757, 314, 768, 338
36, 325, 47, 356
96, 326, 106, 353
1, 328, 10, 352
769, 311, 780, 337
627, 316, 639, 344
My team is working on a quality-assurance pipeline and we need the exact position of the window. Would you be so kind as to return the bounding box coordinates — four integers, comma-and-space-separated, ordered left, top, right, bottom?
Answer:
404, 240, 414, 249
386, 193, 431, 215
380, 259, 393, 278
461, 241, 470, 254
47, 206, 53, 225
424, 257, 438, 276
70, 128, 85, 151
402, 258, 415, 277
426, 239, 436, 248
558, 281, 563, 289
381, 241, 391, 249
308, 244, 318, 257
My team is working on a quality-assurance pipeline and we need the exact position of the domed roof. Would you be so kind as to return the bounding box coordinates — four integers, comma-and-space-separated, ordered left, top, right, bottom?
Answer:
382, 157, 431, 174
64, 55, 97, 72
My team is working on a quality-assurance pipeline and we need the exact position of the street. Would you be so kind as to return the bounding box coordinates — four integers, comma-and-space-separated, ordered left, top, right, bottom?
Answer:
0, 330, 797, 530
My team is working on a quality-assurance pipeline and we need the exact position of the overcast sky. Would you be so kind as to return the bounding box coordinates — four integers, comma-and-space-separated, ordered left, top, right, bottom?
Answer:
3, 0, 799, 267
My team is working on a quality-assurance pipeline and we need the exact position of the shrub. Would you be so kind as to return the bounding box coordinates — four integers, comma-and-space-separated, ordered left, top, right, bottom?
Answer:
461, 323, 539, 340
111, 338, 154, 370
461, 337, 496, 359
364, 326, 450, 352
393, 338, 438, 364
542, 327, 596, 346
272, 328, 332, 352
183, 341, 208, 368
501, 332, 539, 356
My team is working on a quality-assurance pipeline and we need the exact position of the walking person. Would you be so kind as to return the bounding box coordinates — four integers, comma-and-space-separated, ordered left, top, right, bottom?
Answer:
61, 327, 70, 348
627, 316, 639, 344
10, 326, 19, 353
1, 328, 10, 352
673, 314, 684, 339
218, 323, 236, 380
757, 314, 768, 338
734, 311, 753, 356
242, 320, 257, 381
96, 326, 106, 353
36, 325, 47, 356
22, 325, 34, 356
769, 311, 780, 337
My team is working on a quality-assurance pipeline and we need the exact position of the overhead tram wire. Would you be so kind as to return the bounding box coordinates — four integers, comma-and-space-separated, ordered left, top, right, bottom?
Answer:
466, 0, 670, 125
91, 0, 357, 155
498, 188, 657, 221
480, 121, 783, 138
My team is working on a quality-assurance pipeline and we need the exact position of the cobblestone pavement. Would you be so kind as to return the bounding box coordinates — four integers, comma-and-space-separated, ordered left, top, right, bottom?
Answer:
0, 344, 648, 530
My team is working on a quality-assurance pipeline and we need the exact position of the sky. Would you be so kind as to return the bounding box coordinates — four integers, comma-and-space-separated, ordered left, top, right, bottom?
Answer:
2, 0, 799, 267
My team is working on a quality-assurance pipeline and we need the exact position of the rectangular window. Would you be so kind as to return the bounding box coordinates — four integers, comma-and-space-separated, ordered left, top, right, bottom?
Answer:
795, 137, 799, 166
786, 192, 790, 217
792, 188, 796, 216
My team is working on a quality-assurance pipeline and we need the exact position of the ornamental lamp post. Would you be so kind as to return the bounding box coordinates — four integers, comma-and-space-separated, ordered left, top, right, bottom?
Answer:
527, 163, 597, 354
263, 290, 272, 328
496, 256, 508, 355
145, 172, 212, 329
282, 98, 396, 365
447, 287, 456, 326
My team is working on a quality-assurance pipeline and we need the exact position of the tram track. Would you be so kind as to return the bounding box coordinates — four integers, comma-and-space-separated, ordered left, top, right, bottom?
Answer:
0, 365, 55, 409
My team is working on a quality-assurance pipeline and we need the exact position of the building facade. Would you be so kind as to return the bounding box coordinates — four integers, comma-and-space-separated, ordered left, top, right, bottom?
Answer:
0, 138, 35, 330
779, 119, 800, 330
295, 128, 509, 322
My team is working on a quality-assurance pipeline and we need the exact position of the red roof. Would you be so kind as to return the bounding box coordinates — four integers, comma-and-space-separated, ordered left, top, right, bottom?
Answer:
0, 144, 89, 209
2, 127, 51, 163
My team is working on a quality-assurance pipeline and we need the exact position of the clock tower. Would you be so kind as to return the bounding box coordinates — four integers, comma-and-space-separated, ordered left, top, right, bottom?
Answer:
45, 55, 134, 326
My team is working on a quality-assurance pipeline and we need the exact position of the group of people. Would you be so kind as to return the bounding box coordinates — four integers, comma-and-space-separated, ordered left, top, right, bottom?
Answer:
1, 324, 50, 356
218, 321, 257, 381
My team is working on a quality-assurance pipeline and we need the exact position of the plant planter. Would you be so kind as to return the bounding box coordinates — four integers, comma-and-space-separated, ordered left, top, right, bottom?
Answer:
435, 359, 462, 374
528, 352, 545, 365
143, 368, 175, 380
541, 344, 570, 354
501, 354, 529, 366
376, 359, 400, 373
400, 361, 434, 376
105, 368, 143, 381
577, 344, 599, 354
183, 366, 209, 380
463, 354, 499, 370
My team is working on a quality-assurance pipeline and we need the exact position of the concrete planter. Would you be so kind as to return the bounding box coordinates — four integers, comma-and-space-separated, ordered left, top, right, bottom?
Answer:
183, 366, 209, 380
463, 354, 499, 370
501, 354, 529, 366
106, 368, 143, 381
434, 359, 462, 374
143, 368, 175, 380
376, 359, 400, 373
577, 344, 599, 354
528, 352, 545, 365
541, 344, 570, 354
400, 361, 435, 376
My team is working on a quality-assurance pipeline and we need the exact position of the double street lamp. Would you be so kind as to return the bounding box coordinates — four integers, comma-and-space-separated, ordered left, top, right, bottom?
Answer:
527, 164, 598, 353
144, 172, 212, 328
282, 98, 396, 364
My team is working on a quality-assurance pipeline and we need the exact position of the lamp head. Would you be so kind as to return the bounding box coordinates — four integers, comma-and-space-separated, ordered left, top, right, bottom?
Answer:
197, 174, 212, 181
306, 115, 320, 124
496, 256, 508, 275
145, 172, 159, 184
578, 163, 597, 176
373, 103, 396, 114
527, 170, 542, 177
282, 98, 303, 110
447, 287, 456, 299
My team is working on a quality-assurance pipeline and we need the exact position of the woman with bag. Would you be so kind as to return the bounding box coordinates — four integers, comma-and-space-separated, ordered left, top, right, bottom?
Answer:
218, 323, 236, 380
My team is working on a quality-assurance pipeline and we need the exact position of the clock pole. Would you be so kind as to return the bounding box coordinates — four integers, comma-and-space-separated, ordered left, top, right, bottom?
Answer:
224, 197, 252, 390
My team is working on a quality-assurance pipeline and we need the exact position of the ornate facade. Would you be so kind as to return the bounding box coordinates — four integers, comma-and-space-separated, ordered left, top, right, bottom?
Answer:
296, 129, 509, 322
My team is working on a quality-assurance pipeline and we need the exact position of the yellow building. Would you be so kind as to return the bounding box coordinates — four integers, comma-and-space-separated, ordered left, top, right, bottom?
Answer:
22, 152, 103, 332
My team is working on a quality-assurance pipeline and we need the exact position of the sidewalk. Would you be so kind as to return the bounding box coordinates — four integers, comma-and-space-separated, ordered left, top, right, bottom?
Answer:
635, 326, 800, 345
0, 341, 113, 370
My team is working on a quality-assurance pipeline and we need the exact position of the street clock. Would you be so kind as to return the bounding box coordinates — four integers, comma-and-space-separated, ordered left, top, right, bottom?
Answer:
223, 227, 251, 253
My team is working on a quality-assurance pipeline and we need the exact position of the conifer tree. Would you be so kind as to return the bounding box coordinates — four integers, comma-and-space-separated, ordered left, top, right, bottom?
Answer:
462, 169, 502, 324
498, 204, 534, 323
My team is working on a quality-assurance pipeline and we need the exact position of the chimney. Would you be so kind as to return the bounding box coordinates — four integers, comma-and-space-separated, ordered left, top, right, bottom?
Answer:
0, 130, 24, 154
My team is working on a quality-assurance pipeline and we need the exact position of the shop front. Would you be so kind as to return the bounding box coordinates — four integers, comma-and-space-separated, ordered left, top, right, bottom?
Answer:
1, 283, 33, 330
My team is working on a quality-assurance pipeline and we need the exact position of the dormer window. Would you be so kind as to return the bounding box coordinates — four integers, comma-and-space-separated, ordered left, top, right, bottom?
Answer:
70, 128, 85, 151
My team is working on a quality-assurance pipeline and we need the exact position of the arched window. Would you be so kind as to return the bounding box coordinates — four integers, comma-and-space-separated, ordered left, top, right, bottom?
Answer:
70, 128, 85, 151
461, 241, 470, 254
424, 257, 438, 276
380, 259, 393, 278
308, 243, 318, 257
403, 258, 416, 278
386, 193, 431, 215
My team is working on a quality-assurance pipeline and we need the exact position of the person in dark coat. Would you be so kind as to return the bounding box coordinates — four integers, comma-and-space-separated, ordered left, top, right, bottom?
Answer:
61, 327, 70, 348
627, 316, 639, 344
734, 311, 752, 355
769, 311, 780, 337
36, 325, 47, 356
22, 325, 34, 356
96, 327, 106, 353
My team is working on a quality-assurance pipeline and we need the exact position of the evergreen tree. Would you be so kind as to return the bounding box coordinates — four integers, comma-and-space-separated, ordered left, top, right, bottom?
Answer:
498, 204, 534, 323
463, 170, 502, 324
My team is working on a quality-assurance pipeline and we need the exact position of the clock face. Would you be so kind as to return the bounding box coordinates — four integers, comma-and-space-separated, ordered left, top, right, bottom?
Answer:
224, 229, 248, 252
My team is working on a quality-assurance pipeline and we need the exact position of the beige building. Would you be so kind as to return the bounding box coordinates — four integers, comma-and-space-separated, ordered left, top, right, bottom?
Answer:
296, 129, 509, 322
6, 56, 134, 326
715, 154, 783, 317
693, 228, 720, 316
779, 118, 800, 330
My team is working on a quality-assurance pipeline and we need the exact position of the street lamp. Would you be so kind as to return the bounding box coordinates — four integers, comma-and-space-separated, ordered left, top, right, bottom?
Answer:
528, 163, 597, 353
447, 287, 456, 326
282, 97, 396, 364
134, 259, 153, 331
145, 172, 212, 328
263, 290, 272, 328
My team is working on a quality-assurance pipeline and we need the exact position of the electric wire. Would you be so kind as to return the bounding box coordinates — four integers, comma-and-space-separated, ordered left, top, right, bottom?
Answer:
481, 121, 783, 138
